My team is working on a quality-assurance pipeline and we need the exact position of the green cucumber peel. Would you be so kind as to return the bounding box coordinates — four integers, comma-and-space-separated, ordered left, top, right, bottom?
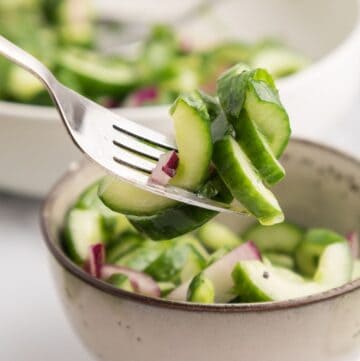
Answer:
187, 272, 215, 304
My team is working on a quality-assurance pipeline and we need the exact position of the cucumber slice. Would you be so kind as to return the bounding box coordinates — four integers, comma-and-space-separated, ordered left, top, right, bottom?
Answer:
99, 91, 212, 216
175, 234, 209, 261
158, 282, 176, 297
295, 228, 346, 277
217, 67, 290, 158
197, 90, 234, 143
145, 238, 206, 283
180, 245, 207, 283
213, 136, 284, 225
197, 220, 242, 251
98, 177, 174, 216
232, 261, 320, 302
352, 260, 360, 281
56, 0, 94, 47
245, 72, 290, 157
235, 110, 285, 185
128, 174, 232, 240
116, 240, 171, 271
7, 66, 44, 101
145, 242, 191, 282
59, 49, 137, 96
106, 232, 144, 264
64, 209, 106, 264
128, 205, 216, 240
242, 222, 304, 254
314, 242, 352, 287
76, 182, 134, 237
233, 241, 352, 302
107, 274, 134, 292
187, 273, 215, 304
251, 44, 309, 79
263, 252, 295, 270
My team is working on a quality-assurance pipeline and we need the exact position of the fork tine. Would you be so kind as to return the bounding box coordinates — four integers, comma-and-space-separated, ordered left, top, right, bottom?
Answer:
112, 129, 164, 160
112, 121, 176, 150
113, 145, 156, 174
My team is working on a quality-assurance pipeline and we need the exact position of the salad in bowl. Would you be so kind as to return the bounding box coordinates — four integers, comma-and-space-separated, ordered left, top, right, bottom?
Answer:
58, 63, 359, 305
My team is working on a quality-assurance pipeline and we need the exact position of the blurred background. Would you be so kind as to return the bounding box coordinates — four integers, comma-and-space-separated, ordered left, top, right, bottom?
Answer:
0, 0, 359, 360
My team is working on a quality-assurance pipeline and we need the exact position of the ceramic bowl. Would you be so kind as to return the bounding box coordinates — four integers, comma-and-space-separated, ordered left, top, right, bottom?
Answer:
1, 0, 360, 197
41, 138, 360, 361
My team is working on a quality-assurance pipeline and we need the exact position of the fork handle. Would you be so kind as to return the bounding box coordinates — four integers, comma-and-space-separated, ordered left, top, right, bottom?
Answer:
0, 35, 57, 92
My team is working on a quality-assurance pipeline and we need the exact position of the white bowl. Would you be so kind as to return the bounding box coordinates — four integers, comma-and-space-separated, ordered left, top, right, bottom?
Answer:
1, 0, 360, 197
41, 138, 360, 361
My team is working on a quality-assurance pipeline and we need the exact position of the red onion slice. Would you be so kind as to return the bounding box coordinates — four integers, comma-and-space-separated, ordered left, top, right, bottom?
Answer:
86, 243, 105, 278
101, 264, 161, 298
150, 151, 179, 186
346, 232, 359, 259
168, 241, 261, 303
124, 86, 158, 107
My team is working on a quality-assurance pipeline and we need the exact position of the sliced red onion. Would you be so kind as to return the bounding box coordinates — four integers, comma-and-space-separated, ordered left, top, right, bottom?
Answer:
168, 241, 261, 303
346, 232, 359, 259
87, 243, 105, 278
101, 264, 161, 298
124, 86, 158, 107
149, 151, 179, 186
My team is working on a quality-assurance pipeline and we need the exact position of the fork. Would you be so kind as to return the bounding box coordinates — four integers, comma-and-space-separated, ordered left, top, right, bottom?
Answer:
0, 35, 245, 214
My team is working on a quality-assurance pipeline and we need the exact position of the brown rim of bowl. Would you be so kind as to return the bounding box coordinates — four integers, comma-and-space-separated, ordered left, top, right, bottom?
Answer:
40, 137, 360, 313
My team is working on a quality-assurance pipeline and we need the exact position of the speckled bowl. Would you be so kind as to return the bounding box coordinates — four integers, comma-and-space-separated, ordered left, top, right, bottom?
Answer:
41, 138, 360, 361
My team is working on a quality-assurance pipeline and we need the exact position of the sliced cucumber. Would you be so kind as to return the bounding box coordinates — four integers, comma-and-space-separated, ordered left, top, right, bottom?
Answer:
235, 110, 285, 185
251, 44, 309, 79
64, 209, 106, 264
145, 242, 191, 282
59, 49, 137, 96
180, 245, 207, 283
213, 136, 284, 225
128, 174, 232, 240
263, 252, 295, 270
187, 273, 215, 304
158, 281, 176, 297
76, 182, 134, 237
232, 261, 319, 302
106, 232, 144, 264
314, 242, 352, 287
198, 90, 234, 143
176, 234, 209, 261
99, 91, 212, 216
217, 66, 290, 158
116, 240, 171, 271
242, 222, 304, 254
197, 220, 242, 251
56, 0, 94, 47
107, 274, 134, 292
245, 72, 290, 157
7, 66, 44, 101
145, 238, 206, 283
295, 228, 346, 277
98, 177, 174, 216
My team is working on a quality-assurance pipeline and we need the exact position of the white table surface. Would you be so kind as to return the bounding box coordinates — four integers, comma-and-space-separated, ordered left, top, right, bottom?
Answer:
0, 99, 359, 361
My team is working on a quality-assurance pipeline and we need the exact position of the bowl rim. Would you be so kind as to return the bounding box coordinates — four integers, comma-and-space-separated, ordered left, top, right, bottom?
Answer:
40, 138, 360, 313
3, 0, 360, 122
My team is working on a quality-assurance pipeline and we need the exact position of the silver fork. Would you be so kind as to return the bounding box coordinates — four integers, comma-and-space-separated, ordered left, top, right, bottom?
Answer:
0, 35, 245, 214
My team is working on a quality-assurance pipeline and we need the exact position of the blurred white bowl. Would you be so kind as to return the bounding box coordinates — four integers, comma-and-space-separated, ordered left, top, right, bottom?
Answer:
1, 0, 359, 197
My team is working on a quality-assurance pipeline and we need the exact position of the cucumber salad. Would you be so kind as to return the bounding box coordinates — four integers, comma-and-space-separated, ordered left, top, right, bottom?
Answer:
0, 0, 308, 106
63, 65, 359, 304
